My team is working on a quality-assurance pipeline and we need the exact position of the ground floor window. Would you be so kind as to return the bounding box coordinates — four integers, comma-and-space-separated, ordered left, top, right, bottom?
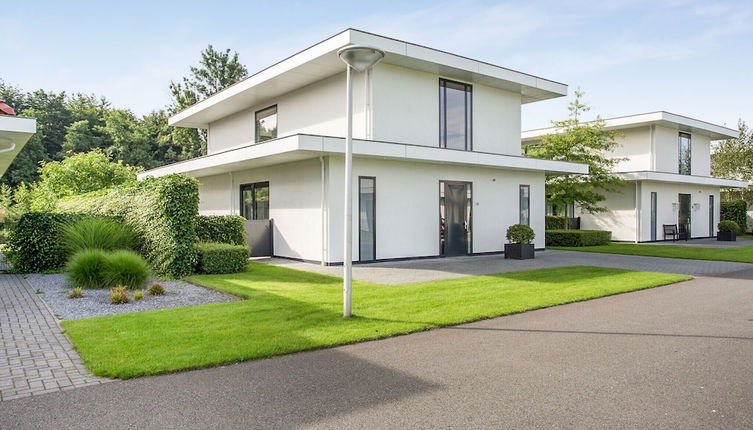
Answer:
240, 182, 269, 220
439, 181, 472, 256
359, 177, 376, 262
678, 193, 691, 235
709, 195, 714, 236
650, 192, 657, 241
519, 185, 530, 226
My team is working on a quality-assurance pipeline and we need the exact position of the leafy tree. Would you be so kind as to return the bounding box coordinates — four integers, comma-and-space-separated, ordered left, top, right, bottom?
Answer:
712, 120, 753, 203
27, 150, 140, 210
527, 90, 625, 219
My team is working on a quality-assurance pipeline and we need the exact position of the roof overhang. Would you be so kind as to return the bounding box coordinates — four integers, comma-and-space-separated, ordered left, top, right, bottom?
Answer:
522, 111, 738, 143
137, 134, 587, 179
0, 116, 36, 177
616, 171, 748, 188
169, 29, 568, 129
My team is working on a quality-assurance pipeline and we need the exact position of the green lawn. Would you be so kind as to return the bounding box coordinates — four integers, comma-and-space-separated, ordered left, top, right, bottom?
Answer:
552, 243, 753, 263
62, 263, 690, 379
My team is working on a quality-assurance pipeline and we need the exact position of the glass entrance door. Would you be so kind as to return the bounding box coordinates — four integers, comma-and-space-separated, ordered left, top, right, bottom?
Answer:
678, 193, 691, 237
440, 181, 472, 256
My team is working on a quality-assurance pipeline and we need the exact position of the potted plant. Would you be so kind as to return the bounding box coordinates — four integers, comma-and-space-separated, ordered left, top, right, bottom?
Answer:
717, 220, 739, 241
504, 224, 535, 260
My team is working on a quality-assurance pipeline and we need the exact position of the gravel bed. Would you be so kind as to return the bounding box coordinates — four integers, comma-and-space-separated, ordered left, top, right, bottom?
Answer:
25, 273, 239, 320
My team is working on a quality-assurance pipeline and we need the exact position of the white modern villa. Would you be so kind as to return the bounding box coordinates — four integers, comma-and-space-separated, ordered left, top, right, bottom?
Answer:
138, 29, 587, 263
522, 111, 749, 242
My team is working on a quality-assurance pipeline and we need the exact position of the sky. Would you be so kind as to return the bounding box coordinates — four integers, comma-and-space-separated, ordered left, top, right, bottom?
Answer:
3, 0, 753, 130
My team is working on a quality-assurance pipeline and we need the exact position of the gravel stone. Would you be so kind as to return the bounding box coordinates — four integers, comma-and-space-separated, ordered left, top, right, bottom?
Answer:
24, 274, 238, 320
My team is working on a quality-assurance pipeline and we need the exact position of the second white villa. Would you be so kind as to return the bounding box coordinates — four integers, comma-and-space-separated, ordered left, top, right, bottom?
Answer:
522, 111, 749, 242
139, 29, 587, 263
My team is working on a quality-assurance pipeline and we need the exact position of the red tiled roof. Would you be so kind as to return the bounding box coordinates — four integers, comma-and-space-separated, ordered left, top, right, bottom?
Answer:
0, 100, 15, 116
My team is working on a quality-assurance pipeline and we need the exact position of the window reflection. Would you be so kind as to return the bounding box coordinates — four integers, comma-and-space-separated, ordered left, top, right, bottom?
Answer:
255, 105, 277, 142
439, 79, 472, 150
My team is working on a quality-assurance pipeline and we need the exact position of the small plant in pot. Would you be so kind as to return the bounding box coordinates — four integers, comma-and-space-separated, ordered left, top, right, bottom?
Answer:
717, 220, 739, 242
504, 224, 535, 260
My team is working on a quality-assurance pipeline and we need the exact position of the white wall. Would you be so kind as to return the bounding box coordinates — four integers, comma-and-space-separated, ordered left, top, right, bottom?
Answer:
611, 126, 652, 172
578, 183, 637, 241
371, 63, 522, 156
691, 133, 711, 177
637, 182, 719, 242
196, 158, 324, 261
325, 156, 545, 263
651, 125, 711, 176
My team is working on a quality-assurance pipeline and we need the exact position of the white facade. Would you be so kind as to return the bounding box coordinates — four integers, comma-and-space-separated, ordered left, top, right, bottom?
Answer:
0, 115, 36, 177
522, 111, 747, 242
140, 29, 586, 263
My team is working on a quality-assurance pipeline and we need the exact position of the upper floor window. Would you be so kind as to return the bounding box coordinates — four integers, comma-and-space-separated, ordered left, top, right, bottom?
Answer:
439, 79, 472, 151
255, 105, 277, 142
678, 132, 691, 175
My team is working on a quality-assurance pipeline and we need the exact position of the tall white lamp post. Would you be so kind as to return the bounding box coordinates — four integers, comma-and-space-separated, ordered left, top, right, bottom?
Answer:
337, 45, 384, 317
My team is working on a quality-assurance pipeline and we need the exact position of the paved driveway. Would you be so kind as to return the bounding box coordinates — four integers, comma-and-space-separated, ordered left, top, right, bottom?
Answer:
1, 267, 752, 429
265, 249, 753, 284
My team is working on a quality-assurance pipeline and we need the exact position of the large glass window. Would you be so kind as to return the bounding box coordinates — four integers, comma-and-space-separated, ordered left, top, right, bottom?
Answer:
255, 105, 277, 142
519, 185, 530, 226
678, 193, 691, 235
679, 132, 691, 175
709, 195, 714, 236
439, 79, 472, 151
359, 177, 376, 261
650, 192, 657, 241
240, 182, 269, 220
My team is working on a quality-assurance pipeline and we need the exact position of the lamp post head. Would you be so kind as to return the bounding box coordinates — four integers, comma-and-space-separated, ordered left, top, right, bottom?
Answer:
337, 45, 385, 72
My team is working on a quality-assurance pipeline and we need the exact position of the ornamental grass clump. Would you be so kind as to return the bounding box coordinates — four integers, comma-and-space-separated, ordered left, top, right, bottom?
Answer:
103, 250, 151, 290
134, 290, 144, 301
109, 286, 130, 305
66, 249, 110, 289
147, 283, 166, 296
68, 287, 84, 299
61, 217, 137, 256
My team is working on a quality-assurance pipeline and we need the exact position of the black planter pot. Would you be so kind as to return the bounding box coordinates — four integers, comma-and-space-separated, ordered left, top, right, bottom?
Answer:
504, 243, 535, 260
717, 231, 737, 241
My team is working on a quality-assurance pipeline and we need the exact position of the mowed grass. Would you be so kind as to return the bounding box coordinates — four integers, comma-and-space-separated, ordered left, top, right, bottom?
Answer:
552, 243, 753, 263
61, 263, 690, 379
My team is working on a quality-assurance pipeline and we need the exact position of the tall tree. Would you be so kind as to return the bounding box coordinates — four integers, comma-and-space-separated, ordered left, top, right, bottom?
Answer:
527, 90, 625, 216
712, 119, 753, 202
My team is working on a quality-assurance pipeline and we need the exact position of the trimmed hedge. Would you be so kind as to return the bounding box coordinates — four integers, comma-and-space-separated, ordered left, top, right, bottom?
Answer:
57, 174, 199, 277
196, 215, 246, 245
721, 200, 748, 234
545, 216, 567, 230
6, 212, 83, 272
195, 242, 250, 274
546, 230, 612, 247
717, 220, 740, 233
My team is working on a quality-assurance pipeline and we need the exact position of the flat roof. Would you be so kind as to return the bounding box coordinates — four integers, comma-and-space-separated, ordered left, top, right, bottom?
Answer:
522, 111, 738, 142
170, 29, 568, 129
138, 134, 587, 179
0, 116, 36, 177
615, 171, 748, 188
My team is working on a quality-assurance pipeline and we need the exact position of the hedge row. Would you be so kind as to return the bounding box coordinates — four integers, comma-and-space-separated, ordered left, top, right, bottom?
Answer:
721, 200, 748, 234
195, 242, 250, 274
546, 230, 612, 247
545, 216, 566, 230
196, 215, 246, 245
56, 174, 199, 277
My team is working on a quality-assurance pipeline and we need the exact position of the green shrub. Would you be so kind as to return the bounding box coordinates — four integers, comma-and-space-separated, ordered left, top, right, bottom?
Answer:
546, 230, 612, 247
66, 249, 110, 289
68, 287, 84, 299
103, 250, 151, 290
61, 217, 137, 256
717, 220, 740, 233
109, 286, 130, 305
196, 215, 247, 245
134, 290, 144, 300
147, 283, 166, 296
506, 224, 535, 244
721, 200, 748, 233
545, 216, 567, 230
57, 174, 199, 277
195, 242, 250, 274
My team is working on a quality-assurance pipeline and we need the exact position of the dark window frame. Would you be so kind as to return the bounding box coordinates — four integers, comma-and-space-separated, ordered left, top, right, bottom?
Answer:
709, 194, 714, 236
438, 78, 473, 151
358, 176, 376, 262
678, 132, 692, 175
255, 105, 278, 143
519, 185, 530, 226
239, 181, 270, 220
650, 191, 658, 241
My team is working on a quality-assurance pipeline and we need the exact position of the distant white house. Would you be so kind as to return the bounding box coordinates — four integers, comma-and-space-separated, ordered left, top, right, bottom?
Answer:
139, 29, 586, 263
522, 112, 748, 242
0, 101, 36, 177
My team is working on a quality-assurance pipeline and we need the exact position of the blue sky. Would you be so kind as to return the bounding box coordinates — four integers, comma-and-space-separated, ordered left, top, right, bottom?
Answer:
3, 0, 752, 130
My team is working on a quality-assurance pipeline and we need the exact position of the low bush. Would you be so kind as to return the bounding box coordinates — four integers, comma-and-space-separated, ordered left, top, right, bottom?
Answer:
545, 216, 567, 230
61, 217, 137, 256
195, 242, 250, 274
66, 249, 110, 289
109, 286, 130, 305
196, 215, 246, 245
546, 230, 612, 247
721, 200, 748, 233
6, 212, 79, 272
506, 224, 535, 244
68, 287, 84, 299
717, 220, 740, 233
147, 283, 166, 296
103, 250, 151, 290
134, 290, 144, 301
